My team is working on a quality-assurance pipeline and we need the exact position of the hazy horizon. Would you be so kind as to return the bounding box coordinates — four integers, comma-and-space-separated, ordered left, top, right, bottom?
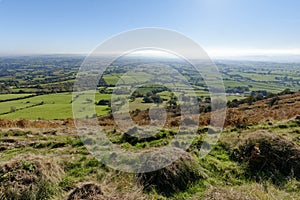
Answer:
2, 52, 300, 63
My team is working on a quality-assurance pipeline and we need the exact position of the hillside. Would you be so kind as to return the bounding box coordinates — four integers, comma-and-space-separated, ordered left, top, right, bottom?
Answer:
0, 93, 300, 199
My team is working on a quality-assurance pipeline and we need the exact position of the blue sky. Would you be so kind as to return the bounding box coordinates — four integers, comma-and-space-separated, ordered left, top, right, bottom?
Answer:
1, 0, 300, 57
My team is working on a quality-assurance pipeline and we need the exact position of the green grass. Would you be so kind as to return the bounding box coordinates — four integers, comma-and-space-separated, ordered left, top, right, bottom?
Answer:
1, 104, 73, 119
0, 92, 111, 119
223, 80, 251, 88
103, 74, 121, 85
228, 72, 278, 81
0, 99, 33, 114
95, 105, 110, 116
226, 95, 246, 101
0, 88, 245, 119
0, 93, 33, 101
1, 119, 300, 199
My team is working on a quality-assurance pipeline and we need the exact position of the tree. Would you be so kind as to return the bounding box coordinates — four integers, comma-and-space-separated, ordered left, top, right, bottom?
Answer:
143, 96, 153, 103
10, 106, 16, 112
168, 94, 178, 109
96, 99, 110, 106
152, 94, 163, 104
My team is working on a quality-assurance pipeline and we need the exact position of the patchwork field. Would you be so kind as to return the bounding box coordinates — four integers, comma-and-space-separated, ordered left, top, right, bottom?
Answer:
0, 93, 111, 120
1, 56, 300, 199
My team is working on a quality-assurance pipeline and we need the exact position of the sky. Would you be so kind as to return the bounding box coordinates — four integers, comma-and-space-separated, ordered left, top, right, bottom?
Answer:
1, 0, 300, 58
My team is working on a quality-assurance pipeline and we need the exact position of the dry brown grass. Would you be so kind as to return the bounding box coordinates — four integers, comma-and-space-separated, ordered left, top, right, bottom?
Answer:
235, 93, 300, 125
66, 182, 105, 200
0, 154, 64, 200
202, 182, 300, 200
137, 148, 204, 197
0, 119, 61, 129
202, 187, 255, 200
98, 92, 300, 131
232, 131, 300, 182
1, 92, 300, 132
100, 171, 149, 200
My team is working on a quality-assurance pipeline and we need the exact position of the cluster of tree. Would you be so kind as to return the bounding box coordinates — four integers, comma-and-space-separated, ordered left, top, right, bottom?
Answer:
128, 85, 169, 103
32, 82, 74, 94
189, 77, 206, 87
250, 90, 268, 97
0, 80, 22, 94
165, 95, 225, 114
99, 87, 113, 94
198, 97, 227, 113
143, 92, 163, 104
97, 77, 108, 87
166, 93, 178, 109
0, 83, 12, 94
227, 89, 294, 108
226, 86, 250, 94
96, 99, 111, 106
199, 104, 211, 113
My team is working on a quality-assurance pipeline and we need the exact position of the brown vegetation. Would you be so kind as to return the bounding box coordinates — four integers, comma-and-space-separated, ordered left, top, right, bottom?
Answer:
137, 148, 204, 196
0, 154, 63, 200
232, 131, 300, 183
66, 183, 106, 200
203, 187, 254, 200
0, 92, 300, 132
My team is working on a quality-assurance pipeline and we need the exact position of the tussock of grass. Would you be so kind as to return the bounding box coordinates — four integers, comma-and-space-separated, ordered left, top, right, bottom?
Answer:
1, 112, 300, 199
232, 131, 300, 184
0, 154, 64, 200
66, 182, 104, 200
137, 148, 204, 197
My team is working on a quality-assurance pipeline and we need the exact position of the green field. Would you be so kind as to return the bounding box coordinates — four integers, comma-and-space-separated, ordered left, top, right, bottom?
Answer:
0, 57, 300, 120
0, 93, 33, 101
0, 93, 111, 120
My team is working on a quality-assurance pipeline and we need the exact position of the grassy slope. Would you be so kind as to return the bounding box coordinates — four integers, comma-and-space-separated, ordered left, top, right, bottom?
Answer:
0, 120, 299, 199
0, 93, 300, 199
